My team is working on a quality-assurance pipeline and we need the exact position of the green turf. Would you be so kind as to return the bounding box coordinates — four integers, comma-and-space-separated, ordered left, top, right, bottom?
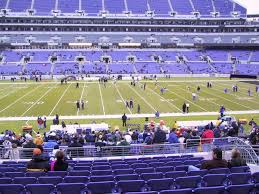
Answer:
0, 78, 258, 134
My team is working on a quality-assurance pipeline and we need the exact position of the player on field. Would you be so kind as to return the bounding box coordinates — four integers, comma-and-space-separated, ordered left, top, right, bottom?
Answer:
137, 104, 141, 114
81, 100, 85, 110
248, 88, 251, 96
76, 100, 80, 110
76, 82, 79, 88
192, 93, 196, 101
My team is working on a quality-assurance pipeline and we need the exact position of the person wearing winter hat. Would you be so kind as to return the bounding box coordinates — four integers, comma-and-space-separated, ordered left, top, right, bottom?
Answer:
27, 148, 50, 172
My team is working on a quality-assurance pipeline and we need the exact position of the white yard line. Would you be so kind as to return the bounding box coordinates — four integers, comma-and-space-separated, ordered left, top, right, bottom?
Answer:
0, 87, 23, 101
148, 87, 182, 112
0, 85, 42, 114
115, 84, 132, 114
77, 82, 86, 116
128, 85, 157, 112
205, 85, 255, 110
98, 82, 106, 115
1, 109, 259, 121
21, 84, 58, 117
48, 83, 72, 116
163, 86, 208, 112
175, 83, 224, 110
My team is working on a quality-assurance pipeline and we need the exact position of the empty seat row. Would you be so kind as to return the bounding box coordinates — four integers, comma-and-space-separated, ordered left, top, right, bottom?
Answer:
0, 182, 258, 194
0, 172, 257, 187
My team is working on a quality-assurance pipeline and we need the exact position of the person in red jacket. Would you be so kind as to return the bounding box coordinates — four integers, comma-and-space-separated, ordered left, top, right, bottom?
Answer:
201, 128, 214, 144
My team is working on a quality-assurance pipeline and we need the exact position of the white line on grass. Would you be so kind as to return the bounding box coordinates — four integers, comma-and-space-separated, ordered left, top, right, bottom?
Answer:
0, 85, 42, 114
128, 84, 156, 112
48, 83, 72, 116
98, 82, 106, 115
204, 84, 254, 110
115, 84, 132, 114
148, 87, 182, 112
164, 86, 208, 112
21, 84, 58, 117
0, 88, 21, 101
77, 82, 86, 116
175, 83, 225, 111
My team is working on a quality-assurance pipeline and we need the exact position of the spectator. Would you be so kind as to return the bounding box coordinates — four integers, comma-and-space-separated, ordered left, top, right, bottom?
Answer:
44, 133, 58, 149
37, 117, 44, 130
213, 127, 221, 138
249, 118, 257, 126
228, 149, 247, 168
52, 151, 68, 171
27, 148, 50, 172
34, 133, 43, 145
186, 131, 200, 149
201, 128, 214, 143
23, 134, 36, 148
201, 148, 228, 170
153, 128, 167, 144
144, 133, 153, 145
10, 143, 19, 160
168, 128, 179, 144
69, 138, 83, 147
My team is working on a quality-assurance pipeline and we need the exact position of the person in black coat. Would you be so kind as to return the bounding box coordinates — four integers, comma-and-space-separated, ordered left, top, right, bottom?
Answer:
53, 151, 68, 171
153, 128, 166, 144
182, 102, 187, 113
27, 148, 50, 172
122, 113, 127, 127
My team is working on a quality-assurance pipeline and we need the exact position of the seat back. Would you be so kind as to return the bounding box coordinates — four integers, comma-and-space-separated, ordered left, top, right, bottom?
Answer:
87, 181, 115, 194
26, 184, 54, 194
57, 183, 85, 194
0, 184, 24, 194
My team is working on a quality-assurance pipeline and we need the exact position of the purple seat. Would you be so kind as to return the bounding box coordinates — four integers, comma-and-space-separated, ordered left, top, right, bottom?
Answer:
141, 172, 163, 181
92, 165, 111, 170
64, 176, 89, 183
26, 172, 46, 177
117, 180, 145, 193
131, 163, 149, 169
69, 170, 90, 176
149, 162, 164, 168
175, 165, 189, 172
184, 160, 200, 166
90, 175, 114, 182
4, 172, 24, 178
26, 184, 55, 194
175, 176, 202, 189
230, 166, 250, 173
87, 181, 115, 194
165, 161, 183, 167
47, 171, 67, 177
73, 166, 91, 171
194, 186, 225, 194
112, 164, 130, 170
227, 173, 252, 185
160, 188, 193, 194
202, 174, 227, 187
253, 172, 259, 183
0, 177, 12, 184
57, 183, 85, 194
114, 169, 134, 175
147, 178, 173, 191
13, 177, 37, 185
115, 174, 139, 181
209, 168, 230, 174
165, 171, 187, 179
135, 168, 155, 174
0, 167, 15, 172
188, 170, 208, 177
156, 166, 174, 173
0, 184, 24, 194
38, 176, 63, 185
91, 170, 113, 176
226, 184, 254, 194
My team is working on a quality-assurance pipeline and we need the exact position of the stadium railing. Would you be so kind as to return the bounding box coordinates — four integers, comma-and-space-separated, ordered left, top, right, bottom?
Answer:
0, 137, 258, 165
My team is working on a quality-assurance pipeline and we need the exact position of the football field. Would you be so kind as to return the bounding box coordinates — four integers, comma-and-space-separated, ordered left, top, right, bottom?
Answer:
0, 78, 259, 118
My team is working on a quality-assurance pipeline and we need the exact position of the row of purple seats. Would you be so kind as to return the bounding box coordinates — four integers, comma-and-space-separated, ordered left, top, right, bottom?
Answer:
0, 183, 258, 194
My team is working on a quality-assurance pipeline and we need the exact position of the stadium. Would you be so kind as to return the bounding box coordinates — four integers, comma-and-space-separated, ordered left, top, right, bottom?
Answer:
0, 0, 259, 193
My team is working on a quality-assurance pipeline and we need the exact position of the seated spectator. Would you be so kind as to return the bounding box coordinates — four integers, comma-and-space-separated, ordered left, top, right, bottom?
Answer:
153, 128, 166, 144
27, 148, 50, 172
186, 131, 200, 148
34, 133, 43, 145
36, 145, 50, 161
228, 149, 247, 168
52, 151, 68, 171
44, 133, 58, 149
201, 148, 228, 170
168, 128, 179, 143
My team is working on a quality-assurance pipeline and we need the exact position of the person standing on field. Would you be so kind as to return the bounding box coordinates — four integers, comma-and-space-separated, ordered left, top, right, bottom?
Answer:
81, 100, 85, 110
76, 100, 80, 111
